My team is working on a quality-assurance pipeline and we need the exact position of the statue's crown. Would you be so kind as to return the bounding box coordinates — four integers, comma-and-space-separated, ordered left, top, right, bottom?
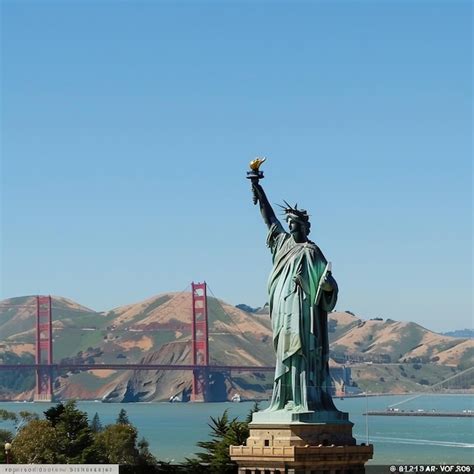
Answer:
280, 201, 309, 222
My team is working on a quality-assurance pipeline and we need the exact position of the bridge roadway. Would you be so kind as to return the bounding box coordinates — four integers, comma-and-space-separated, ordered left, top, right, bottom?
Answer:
0, 363, 275, 373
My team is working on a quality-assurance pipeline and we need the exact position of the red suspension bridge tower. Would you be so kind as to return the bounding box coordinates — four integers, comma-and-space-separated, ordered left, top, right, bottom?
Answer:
35, 295, 53, 401
191, 282, 210, 401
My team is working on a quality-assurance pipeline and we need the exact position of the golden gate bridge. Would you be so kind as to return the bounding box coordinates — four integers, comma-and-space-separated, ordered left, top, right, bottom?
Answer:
0, 282, 275, 402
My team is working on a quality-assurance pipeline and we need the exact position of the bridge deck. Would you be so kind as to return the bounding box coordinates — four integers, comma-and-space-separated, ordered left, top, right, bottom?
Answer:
0, 363, 275, 372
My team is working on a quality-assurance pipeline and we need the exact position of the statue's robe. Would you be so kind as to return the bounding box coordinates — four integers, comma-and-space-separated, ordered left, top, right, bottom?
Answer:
266, 223, 338, 412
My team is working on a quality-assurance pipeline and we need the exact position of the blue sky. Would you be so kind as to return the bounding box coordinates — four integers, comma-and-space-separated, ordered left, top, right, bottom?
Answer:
1, 1, 472, 332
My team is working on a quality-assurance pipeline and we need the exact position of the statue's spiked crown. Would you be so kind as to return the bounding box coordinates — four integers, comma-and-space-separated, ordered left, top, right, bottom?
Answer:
279, 200, 310, 224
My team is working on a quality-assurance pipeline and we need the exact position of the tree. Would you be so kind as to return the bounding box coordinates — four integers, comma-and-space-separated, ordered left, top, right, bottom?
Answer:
137, 436, 158, 466
116, 408, 130, 425
90, 412, 103, 433
93, 418, 158, 470
0, 408, 39, 462
5, 402, 157, 467
11, 420, 60, 463
44, 400, 98, 463
187, 409, 250, 474
94, 423, 139, 464
44, 402, 66, 426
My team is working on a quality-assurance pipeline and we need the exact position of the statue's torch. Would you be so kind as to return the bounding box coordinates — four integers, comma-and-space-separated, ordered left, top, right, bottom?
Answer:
246, 157, 266, 204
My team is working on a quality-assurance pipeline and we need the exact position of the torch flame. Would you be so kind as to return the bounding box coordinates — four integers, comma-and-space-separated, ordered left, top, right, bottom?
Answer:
249, 157, 266, 171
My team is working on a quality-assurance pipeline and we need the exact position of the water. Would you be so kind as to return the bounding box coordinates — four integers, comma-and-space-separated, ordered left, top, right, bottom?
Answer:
1, 394, 473, 465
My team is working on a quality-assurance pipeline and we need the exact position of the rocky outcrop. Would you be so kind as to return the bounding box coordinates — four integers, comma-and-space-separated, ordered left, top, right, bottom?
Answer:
103, 342, 193, 402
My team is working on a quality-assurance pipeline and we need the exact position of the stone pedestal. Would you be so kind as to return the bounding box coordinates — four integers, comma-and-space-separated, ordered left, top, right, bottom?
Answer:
230, 411, 373, 474
247, 422, 356, 448
230, 443, 373, 474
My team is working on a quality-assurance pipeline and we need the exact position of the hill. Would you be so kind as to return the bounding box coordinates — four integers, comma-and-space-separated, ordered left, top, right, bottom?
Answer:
0, 293, 472, 400
441, 329, 474, 339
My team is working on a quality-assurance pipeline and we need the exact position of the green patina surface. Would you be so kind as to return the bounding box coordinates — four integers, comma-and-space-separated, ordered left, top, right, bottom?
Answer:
260, 223, 340, 418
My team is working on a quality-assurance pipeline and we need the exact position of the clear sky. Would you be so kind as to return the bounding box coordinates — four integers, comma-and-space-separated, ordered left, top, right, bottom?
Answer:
1, 1, 472, 332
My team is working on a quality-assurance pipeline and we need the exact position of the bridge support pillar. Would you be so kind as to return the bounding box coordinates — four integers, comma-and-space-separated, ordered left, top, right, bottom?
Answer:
191, 282, 209, 402
34, 295, 53, 402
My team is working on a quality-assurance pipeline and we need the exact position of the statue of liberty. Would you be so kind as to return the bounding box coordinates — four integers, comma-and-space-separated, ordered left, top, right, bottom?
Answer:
229, 160, 372, 471
248, 158, 339, 415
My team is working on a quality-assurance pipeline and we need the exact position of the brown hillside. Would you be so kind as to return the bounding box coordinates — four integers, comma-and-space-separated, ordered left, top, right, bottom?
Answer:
108, 292, 272, 338
435, 339, 474, 366
330, 318, 472, 366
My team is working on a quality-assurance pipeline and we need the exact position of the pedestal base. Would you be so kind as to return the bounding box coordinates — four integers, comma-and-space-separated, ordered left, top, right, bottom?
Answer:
230, 444, 373, 474
247, 422, 356, 447
230, 419, 373, 474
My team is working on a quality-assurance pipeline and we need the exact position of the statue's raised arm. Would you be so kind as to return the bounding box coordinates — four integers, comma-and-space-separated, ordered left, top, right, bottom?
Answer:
247, 158, 284, 232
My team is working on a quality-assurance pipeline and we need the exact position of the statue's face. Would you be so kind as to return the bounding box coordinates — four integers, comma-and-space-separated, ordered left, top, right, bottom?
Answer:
287, 217, 308, 242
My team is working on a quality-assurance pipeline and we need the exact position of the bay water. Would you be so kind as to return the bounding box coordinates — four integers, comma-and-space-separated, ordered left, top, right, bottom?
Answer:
1, 394, 472, 465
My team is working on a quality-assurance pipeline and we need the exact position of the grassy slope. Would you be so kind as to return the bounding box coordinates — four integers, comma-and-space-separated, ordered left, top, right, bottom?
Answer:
351, 363, 458, 393
54, 329, 106, 360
